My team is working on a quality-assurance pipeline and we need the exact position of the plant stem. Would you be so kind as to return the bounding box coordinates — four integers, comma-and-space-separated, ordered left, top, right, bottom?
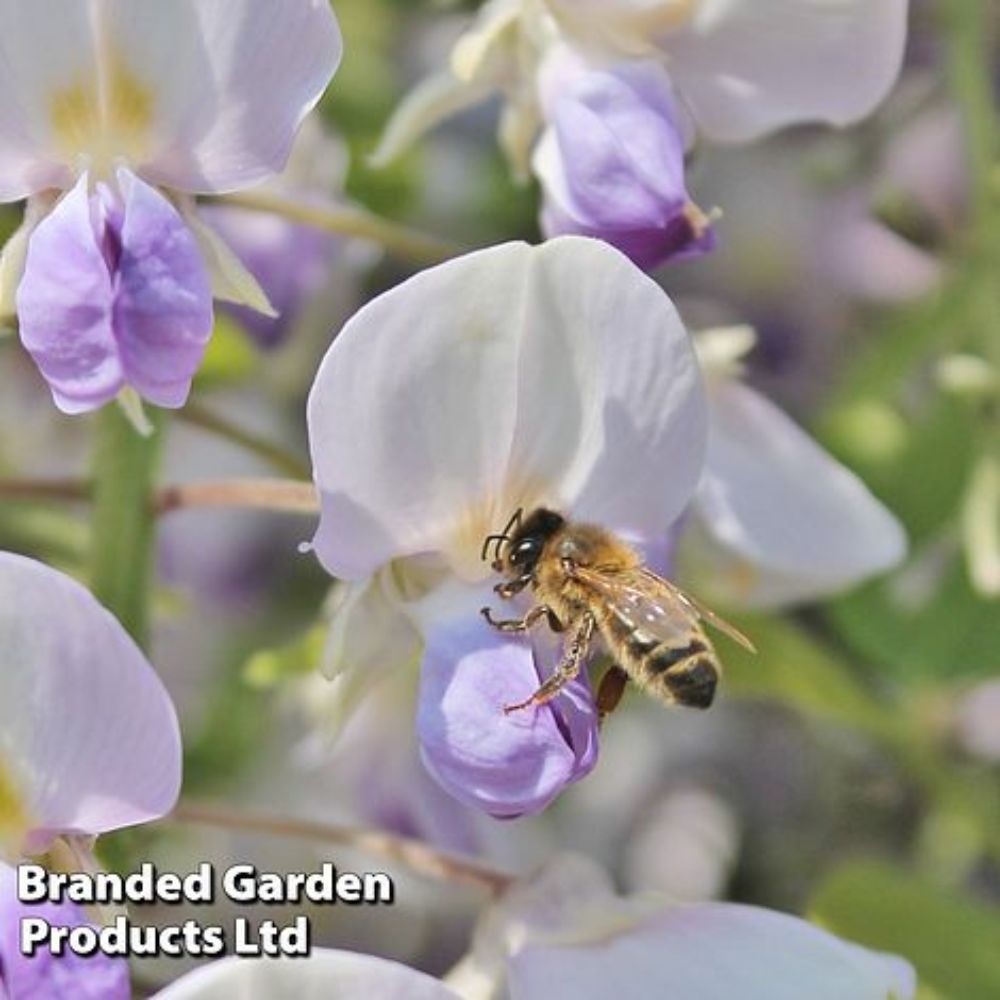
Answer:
0, 478, 89, 503
170, 802, 514, 897
213, 190, 462, 266
90, 406, 164, 648
156, 479, 318, 516
178, 401, 311, 480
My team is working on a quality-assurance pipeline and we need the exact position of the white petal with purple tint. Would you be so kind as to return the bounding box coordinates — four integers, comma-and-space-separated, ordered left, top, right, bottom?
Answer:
0, 553, 181, 859
667, 0, 909, 143
308, 237, 707, 581
689, 377, 906, 607
154, 949, 458, 999
104, 0, 342, 193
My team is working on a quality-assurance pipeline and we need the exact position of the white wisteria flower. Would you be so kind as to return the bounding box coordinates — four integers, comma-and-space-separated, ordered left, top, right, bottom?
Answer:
449, 854, 917, 1000
306, 238, 905, 818
0, 552, 181, 863
0, 0, 341, 416
150, 858, 916, 1000
374, 0, 908, 269
680, 326, 908, 608
307, 236, 708, 817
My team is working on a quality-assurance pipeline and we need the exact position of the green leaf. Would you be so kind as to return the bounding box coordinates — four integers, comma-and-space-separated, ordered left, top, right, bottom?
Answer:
809, 860, 1000, 1000
723, 615, 891, 738
244, 625, 325, 690
194, 314, 259, 389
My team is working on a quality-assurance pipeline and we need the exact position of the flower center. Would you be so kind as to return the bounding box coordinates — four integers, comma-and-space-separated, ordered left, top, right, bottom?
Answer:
50, 48, 153, 176
0, 755, 31, 860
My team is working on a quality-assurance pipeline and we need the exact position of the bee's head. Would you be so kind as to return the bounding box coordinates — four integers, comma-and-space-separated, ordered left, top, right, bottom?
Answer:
482, 507, 566, 578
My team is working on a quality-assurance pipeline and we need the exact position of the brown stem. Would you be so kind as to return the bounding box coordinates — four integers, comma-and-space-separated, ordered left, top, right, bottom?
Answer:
169, 802, 515, 896
0, 478, 89, 503
155, 479, 319, 516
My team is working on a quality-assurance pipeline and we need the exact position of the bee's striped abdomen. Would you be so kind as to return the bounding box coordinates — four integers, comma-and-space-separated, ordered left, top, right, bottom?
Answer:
644, 638, 718, 709
598, 607, 719, 710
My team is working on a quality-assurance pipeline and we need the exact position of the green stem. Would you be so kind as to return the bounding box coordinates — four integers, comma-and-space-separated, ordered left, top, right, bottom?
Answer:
178, 401, 311, 480
90, 406, 164, 649
212, 190, 462, 266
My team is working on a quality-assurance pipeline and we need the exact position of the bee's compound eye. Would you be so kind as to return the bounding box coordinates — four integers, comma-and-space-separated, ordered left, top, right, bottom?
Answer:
509, 539, 539, 568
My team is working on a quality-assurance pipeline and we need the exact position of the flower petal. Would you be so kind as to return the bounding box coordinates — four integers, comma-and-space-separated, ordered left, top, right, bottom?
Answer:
667, 0, 909, 142
508, 902, 916, 999
153, 949, 458, 999
103, 0, 342, 193
0, 553, 181, 858
534, 59, 714, 268
16, 174, 122, 414
417, 605, 598, 818
319, 574, 423, 737
308, 237, 707, 580
113, 169, 214, 408
686, 378, 906, 607
0, 862, 130, 999
0, 0, 97, 200
184, 208, 278, 319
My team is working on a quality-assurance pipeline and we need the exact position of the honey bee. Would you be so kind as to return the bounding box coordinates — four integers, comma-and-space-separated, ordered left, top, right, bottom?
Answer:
481, 508, 755, 720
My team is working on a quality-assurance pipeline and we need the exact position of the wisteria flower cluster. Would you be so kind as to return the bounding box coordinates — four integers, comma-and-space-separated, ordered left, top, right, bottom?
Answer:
12, 0, 997, 996
376, 0, 909, 269
0, 0, 341, 415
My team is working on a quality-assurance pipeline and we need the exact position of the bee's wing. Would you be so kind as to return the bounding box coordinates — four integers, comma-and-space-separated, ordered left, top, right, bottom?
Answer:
638, 569, 757, 653
569, 565, 706, 647
571, 565, 756, 653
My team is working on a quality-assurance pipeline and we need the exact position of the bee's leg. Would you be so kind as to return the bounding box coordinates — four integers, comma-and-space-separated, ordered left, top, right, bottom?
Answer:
503, 613, 595, 714
480, 604, 558, 633
494, 573, 531, 600
595, 665, 629, 726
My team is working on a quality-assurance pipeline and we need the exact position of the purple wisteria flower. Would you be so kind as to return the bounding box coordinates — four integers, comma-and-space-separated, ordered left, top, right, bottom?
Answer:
0, 0, 341, 414
307, 237, 709, 817
0, 862, 130, 1000
534, 52, 715, 268
0, 552, 181, 862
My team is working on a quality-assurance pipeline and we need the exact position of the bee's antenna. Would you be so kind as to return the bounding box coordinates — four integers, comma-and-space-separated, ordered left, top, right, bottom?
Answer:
480, 507, 525, 563
481, 533, 508, 562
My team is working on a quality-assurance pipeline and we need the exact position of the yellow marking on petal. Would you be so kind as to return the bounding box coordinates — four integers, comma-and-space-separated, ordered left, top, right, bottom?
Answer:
0, 756, 31, 861
629, 0, 697, 35
50, 49, 154, 174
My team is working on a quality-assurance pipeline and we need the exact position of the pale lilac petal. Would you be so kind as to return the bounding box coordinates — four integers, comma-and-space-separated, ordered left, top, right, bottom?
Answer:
0, 862, 130, 999
113, 169, 213, 407
16, 174, 122, 413
103, 0, 342, 193
508, 903, 916, 1000
0, 0, 95, 200
667, 0, 909, 142
308, 238, 707, 580
0, 553, 181, 858
534, 60, 713, 269
417, 611, 598, 818
153, 949, 458, 999
689, 379, 906, 607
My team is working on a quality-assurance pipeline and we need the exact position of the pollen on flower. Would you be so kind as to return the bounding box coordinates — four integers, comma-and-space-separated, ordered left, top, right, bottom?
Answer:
0, 756, 31, 859
50, 52, 153, 171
